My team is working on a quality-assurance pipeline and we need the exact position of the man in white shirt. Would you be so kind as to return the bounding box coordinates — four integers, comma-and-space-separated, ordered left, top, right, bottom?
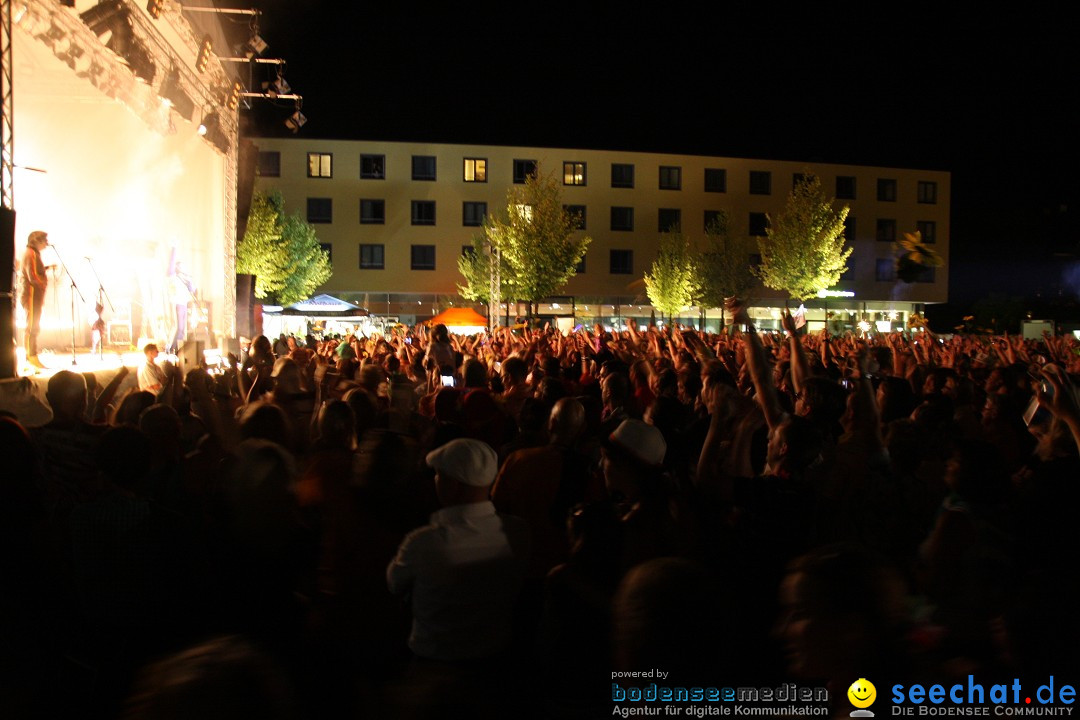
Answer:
137, 343, 166, 394
387, 438, 529, 661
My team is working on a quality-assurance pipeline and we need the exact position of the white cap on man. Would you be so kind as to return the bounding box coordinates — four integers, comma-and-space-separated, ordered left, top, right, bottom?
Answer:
426, 438, 498, 487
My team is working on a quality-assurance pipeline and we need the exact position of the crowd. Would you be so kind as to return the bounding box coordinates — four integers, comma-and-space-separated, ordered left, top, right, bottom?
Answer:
1, 299, 1078, 719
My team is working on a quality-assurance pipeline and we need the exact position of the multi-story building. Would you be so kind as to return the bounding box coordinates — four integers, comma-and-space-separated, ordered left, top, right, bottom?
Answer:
252, 138, 949, 331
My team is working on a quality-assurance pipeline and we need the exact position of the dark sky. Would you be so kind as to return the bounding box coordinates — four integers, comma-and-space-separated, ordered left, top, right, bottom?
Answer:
238, 5, 1077, 311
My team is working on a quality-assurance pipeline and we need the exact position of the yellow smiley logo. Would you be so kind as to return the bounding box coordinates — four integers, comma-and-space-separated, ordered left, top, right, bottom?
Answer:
848, 678, 877, 709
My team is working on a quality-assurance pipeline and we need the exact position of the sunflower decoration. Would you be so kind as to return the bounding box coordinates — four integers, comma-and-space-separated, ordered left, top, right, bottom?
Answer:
895, 230, 944, 283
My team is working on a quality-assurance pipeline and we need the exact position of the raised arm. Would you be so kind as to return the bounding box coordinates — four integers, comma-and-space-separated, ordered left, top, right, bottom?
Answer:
727, 298, 784, 430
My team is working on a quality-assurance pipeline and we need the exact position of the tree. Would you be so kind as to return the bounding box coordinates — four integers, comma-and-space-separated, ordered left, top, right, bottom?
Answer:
697, 212, 758, 323
457, 217, 517, 305
459, 168, 590, 316
754, 172, 851, 301
644, 232, 696, 322
237, 191, 332, 306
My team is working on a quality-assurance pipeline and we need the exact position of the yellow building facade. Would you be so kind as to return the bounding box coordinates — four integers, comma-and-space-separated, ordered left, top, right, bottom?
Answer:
251, 138, 949, 330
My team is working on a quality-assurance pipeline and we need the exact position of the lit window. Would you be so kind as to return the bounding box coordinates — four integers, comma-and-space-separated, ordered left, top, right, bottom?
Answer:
464, 158, 487, 182
307, 152, 332, 178
359, 244, 384, 270
515, 204, 533, 223
704, 210, 725, 232
659, 166, 681, 190
563, 161, 586, 186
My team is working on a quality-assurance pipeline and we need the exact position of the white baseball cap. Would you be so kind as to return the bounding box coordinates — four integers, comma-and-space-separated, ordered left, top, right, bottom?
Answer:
426, 438, 498, 487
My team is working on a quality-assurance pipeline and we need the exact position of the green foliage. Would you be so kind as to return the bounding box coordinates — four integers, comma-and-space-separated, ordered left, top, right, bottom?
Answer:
754, 172, 851, 301
697, 212, 758, 308
237, 191, 333, 306
456, 221, 517, 304
644, 232, 696, 318
458, 168, 590, 307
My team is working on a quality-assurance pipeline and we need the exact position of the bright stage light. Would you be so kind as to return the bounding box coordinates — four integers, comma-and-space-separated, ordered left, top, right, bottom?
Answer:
285, 109, 306, 133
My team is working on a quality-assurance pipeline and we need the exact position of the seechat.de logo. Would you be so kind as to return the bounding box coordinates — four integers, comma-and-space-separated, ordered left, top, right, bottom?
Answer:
849, 678, 877, 717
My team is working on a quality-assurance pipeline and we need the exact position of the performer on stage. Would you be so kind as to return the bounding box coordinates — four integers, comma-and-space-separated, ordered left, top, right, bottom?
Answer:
167, 257, 196, 355
20, 230, 49, 368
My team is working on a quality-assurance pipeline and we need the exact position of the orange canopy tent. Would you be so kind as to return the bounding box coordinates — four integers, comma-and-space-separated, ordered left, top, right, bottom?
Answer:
427, 307, 489, 330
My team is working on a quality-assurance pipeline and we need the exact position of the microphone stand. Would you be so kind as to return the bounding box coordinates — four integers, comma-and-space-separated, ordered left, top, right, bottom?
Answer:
51, 245, 85, 366
85, 257, 115, 361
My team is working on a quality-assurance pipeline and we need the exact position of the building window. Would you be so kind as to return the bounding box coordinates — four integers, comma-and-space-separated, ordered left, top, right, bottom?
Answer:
257, 151, 280, 177
411, 245, 436, 271
836, 175, 856, 200
840, 254, 855, 281
360, 154, 385, 179
877, 178, 897, 202
576, 255, 586, 274
411, 200, 436, 226
610, 250, 633, 275
704, 168, 726, 193
917, 220, 936, 244
658, 208, 681, 233
307, 197, 332, 224
463, 201, 487, 227
843, 216, 855, 242
563, 161, 586, 186
704, 210, 725, 231
750, 171, 771, 195
412, 155, 437, 181
564, 204, 586, 230
359, 244, 384, 270
513, 159, 537, 184
792, 172, 809, 190
875, 259, 896, 282
749, 212, 768, 236
319, 243, 332, 264
307, 152, 332, 178
611, 206, 634, 231
462, 245, 477, 259
360, 199, 385, 224
749, 253, 763, 270
464, 158, 487, 182
915, 266, 936, 283
876, 218, 896, 242
659, 166, 681, 190
611, 163, 634, 188
918, 181, 937, 204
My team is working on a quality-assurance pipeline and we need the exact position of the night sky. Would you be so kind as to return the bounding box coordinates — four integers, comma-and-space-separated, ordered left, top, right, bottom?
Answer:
236, 5, 1077, 322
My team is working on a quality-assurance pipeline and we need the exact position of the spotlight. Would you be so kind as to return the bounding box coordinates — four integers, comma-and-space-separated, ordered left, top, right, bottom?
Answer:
285, 109, 306, 133
225, 80, 243, 111
263, 72, 290, 98
79, 1, 125, 40
195, 35, 212, 73
159, 67, 195, 121
146, 0, 163, 18
198, 110, 219, 136
245, 34, 268, 57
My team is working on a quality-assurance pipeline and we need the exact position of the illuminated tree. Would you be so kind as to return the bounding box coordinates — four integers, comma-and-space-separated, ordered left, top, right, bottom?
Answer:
237, 191, 332, 306
644, 232, 696, 321
459, 168, 590, 316
697, 212, 758, 323
754, 172, 851, 301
